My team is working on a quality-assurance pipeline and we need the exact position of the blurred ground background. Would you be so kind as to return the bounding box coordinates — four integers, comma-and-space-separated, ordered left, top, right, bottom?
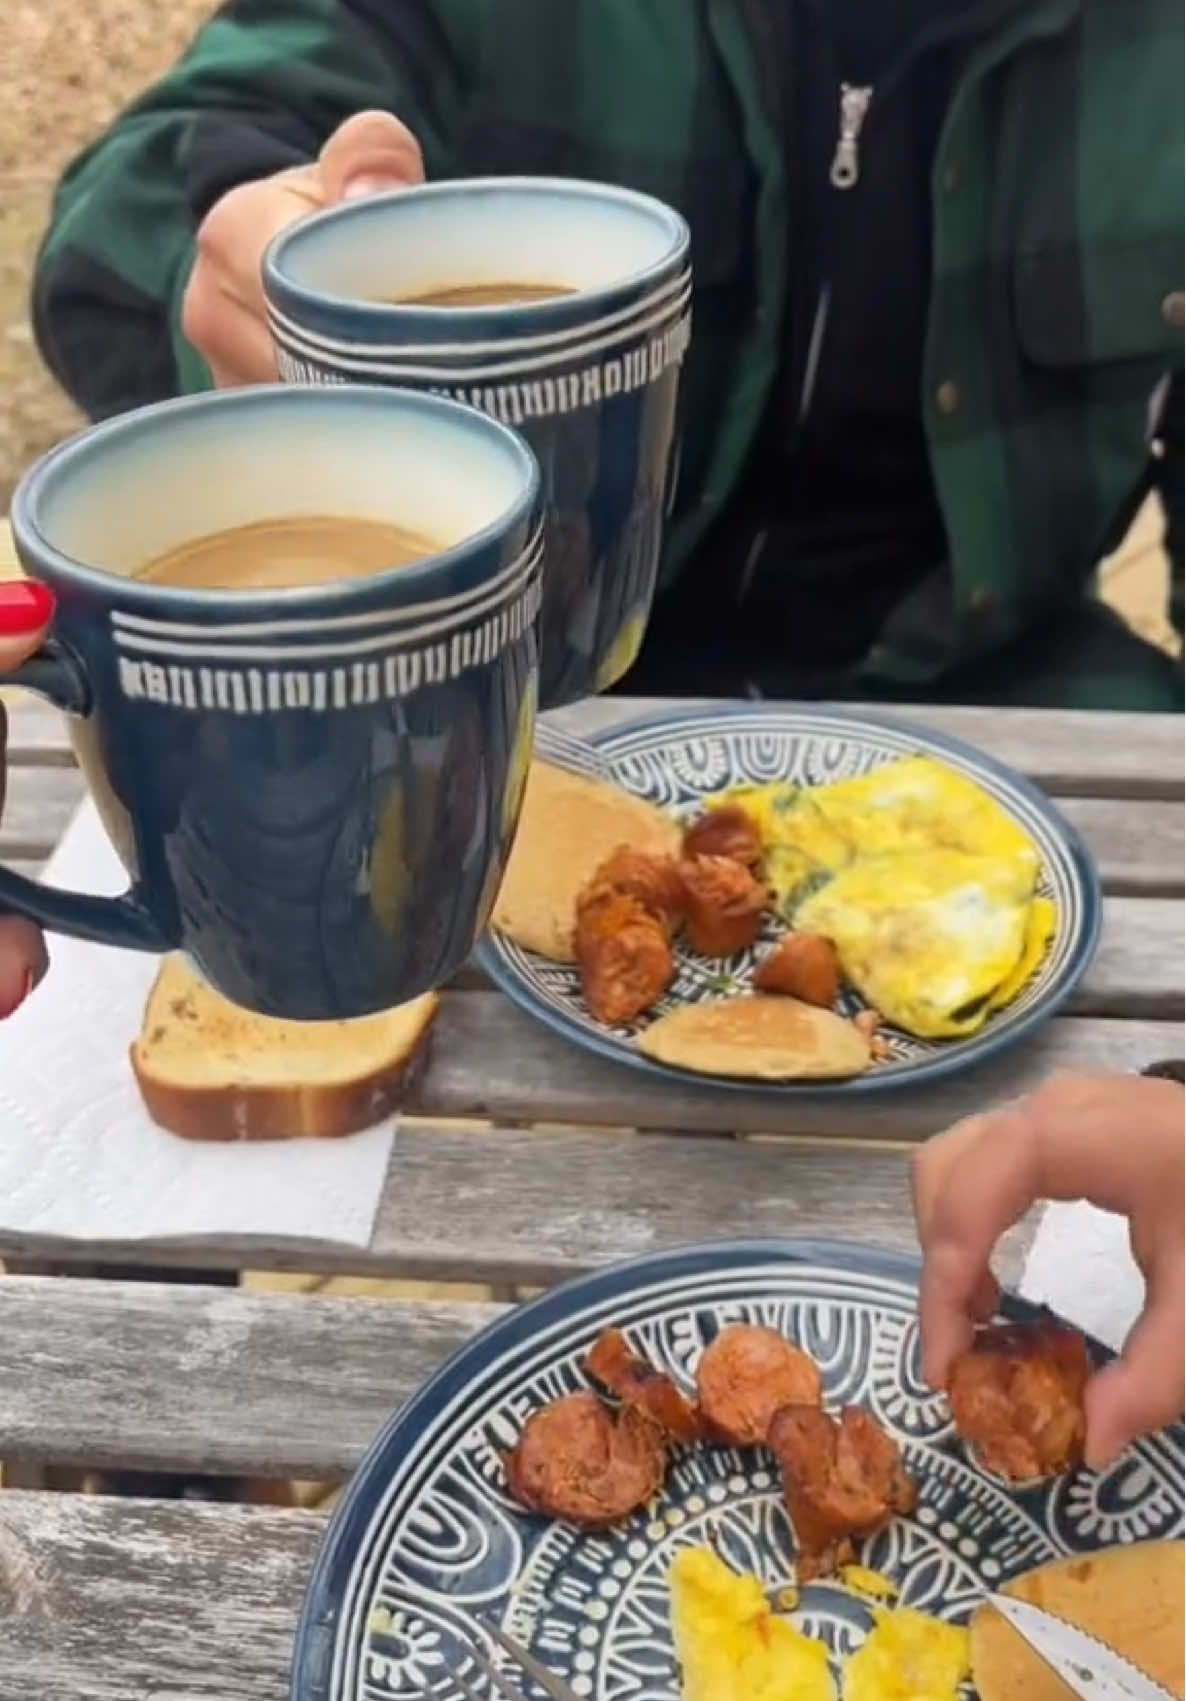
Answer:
0, 0, 217, 507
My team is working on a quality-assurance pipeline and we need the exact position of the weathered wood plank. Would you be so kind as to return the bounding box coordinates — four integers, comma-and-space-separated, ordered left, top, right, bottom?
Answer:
0, 1279, 500, 1479
6, 695, 1184, 797
0, 763, 83, 858
1082, 898, 1183, 1018
0, 1490, 322, 1701
554, 698, 1185, 799
413, 1003, 1183, 1136
0, 1074, 1161, 1279
0, 1222, 1034, 1478
0, 1130, 926, 1282
1, 697, 77, 766
1054, 797, 1183, 897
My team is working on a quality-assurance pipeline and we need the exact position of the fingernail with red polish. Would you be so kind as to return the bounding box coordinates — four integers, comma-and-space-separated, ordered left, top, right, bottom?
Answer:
0, 580, 55, 635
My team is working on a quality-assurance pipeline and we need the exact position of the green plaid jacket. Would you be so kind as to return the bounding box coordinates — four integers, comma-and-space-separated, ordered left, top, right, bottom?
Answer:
33, 0, 1185, 685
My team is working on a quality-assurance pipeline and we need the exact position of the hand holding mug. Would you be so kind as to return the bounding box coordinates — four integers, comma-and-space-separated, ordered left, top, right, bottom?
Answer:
3, 385, 542, 1020
182, 110, 424, 386
0, 581, 53, 1015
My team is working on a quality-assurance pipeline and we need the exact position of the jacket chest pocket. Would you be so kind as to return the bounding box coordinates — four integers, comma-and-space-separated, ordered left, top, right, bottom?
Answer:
1014, 237, 1182, 375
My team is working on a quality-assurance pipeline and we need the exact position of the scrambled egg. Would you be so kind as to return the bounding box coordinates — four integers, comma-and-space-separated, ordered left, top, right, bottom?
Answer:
796, 849, 1046, 1039
806, 756, 1039, 874
724, 756, 1052, 1038
842, 1606, 970, 1701
671, 1548, 971, 1701
670, 1548, 835, 1701
840, 1565, 900, 1601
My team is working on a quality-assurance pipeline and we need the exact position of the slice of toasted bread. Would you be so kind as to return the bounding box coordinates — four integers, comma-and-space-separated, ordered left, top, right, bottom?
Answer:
492, 760, 681, 961
636, 994, 871, 1080
130, 955, 438, 1141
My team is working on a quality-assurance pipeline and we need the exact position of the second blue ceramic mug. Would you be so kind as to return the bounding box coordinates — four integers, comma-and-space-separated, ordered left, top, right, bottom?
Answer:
2, 385, 542, 1019
263, 178, 691, 708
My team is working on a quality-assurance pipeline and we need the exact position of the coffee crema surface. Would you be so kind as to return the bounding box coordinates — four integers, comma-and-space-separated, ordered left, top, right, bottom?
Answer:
134, 515, 440, 592
393, 282, 577, 308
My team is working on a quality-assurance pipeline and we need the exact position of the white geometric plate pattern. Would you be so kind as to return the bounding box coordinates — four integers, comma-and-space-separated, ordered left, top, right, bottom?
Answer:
291, 1241, 1182, 1700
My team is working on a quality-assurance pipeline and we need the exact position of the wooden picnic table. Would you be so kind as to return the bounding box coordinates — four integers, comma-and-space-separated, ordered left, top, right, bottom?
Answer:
0, 690, 1182, 1701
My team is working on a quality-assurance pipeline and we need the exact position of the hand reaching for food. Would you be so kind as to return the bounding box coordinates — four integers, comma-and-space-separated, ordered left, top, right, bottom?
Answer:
913, 1071, 1185, 1469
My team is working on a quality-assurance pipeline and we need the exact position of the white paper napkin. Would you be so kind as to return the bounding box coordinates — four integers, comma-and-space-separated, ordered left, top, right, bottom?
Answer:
0, 801, 396, 1245
1017, 1200, 1144, 1352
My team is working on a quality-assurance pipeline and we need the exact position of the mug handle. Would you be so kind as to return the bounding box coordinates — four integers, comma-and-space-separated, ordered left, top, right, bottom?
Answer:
0, 643, 169, 951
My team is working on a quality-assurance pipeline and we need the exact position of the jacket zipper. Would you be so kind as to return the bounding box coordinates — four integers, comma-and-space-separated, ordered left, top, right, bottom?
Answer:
828, 82, 874, 188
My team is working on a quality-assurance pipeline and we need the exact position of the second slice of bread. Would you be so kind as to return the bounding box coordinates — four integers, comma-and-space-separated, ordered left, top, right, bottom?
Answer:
130, 955, 439, 1141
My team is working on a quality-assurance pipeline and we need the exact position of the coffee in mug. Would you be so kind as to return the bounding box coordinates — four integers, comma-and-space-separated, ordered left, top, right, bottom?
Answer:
393, 283, 577, 308
265, 177, 691, 709
135, 514, 441, 592
2, 384, 543, 1021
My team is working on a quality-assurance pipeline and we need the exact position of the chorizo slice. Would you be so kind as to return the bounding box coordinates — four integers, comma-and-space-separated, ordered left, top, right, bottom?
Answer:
678, 855, 768, 957
768, 1403, 917, 1581
504, 1391, 667, 1527
753, 933, 840, 1006
586, 1327, 703, 1445
586, 846, 686, 938
682, 806, 763, 871
575, 890, 675, 1025
696, 1323, 822, 1446
947, 1316, 1089, 1481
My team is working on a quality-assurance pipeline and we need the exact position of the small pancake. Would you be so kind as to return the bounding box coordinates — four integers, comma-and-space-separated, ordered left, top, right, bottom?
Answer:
637, 994, 871, 1080
971, 1541, 1184, 1700
492, 761, 681, 962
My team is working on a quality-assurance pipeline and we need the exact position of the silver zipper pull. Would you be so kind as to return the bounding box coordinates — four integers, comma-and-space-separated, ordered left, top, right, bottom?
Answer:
829, 83, 873, 189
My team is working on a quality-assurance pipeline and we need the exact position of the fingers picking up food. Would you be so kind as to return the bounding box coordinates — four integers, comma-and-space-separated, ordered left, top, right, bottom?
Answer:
946, 1316, 1089, 1480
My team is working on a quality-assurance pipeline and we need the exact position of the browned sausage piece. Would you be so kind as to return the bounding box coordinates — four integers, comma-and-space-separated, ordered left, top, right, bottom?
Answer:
682, 806, 763, 871
575, 890, 675, 1025
588, 846, 686, 938
504, 1390, 667, 1527
678, 855, 768, 958
753, 933, 840, 1006
696, 1323, 822, 1446
586, 1327, 703, 1445
947, 1316, 1089, 1481
768, 1403, 918, 1580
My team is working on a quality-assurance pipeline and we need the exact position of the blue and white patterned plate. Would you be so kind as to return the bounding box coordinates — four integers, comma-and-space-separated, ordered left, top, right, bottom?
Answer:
291, 1239, 1184, 1700
476, 705, 1103, 1094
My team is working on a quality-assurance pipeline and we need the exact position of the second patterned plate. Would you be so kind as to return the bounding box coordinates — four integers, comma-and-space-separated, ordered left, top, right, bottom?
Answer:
477, 704, 1103, 1095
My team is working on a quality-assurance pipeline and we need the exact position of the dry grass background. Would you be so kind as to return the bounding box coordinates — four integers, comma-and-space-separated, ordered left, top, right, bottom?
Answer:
0, 0, 219, 510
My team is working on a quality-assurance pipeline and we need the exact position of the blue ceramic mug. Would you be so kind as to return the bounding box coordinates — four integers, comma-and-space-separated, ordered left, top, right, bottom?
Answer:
2, 384, 543, 1019
263, 177, 691, 708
